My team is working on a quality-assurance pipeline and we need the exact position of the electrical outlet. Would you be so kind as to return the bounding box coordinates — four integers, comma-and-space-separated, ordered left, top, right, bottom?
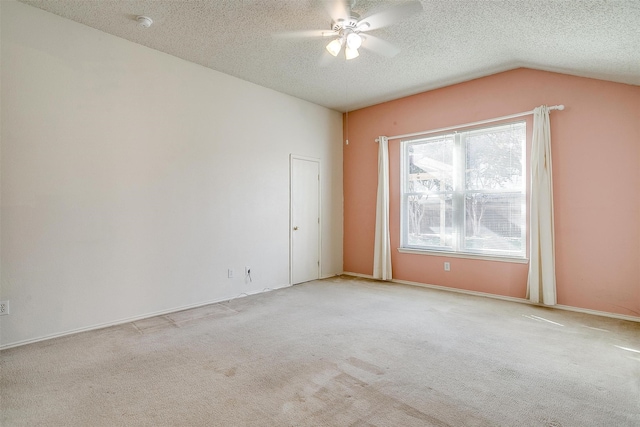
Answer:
444, 262, 451, 272
228, 269, 234, 278
0, 300, 9, 316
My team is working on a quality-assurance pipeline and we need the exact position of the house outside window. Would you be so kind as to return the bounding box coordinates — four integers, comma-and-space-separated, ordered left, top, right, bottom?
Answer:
400, 121, 527, 259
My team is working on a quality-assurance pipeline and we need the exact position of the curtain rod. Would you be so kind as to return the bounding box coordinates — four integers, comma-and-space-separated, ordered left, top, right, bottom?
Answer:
376, 105, 565, 142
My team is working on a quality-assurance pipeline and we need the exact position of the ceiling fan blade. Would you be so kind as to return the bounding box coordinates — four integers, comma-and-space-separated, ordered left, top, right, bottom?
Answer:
358, 0, 423, 31
272, 29, 335, 40
360, 34, 401, 58
323, 0, 350, 21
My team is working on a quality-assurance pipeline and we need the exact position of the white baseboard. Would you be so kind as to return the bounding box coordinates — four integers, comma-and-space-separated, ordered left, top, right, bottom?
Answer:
341, 272, 640, 323
5, 273, 636, 350
0, 285, 293, 351
553, 304, 640, 322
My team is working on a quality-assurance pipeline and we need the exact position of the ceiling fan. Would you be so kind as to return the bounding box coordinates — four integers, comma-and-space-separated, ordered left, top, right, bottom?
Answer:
274, 0, 424, 60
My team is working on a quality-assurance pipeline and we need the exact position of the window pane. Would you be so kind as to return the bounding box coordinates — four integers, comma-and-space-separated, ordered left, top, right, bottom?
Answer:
465, 123, 525, 191
407, 136, 454, 193
407, 194, 453, 248
464, 192, 525, 254
402, 120, 526, 258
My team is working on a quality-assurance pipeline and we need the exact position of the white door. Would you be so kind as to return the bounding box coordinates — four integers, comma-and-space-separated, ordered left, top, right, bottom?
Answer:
290, 156, 320, 284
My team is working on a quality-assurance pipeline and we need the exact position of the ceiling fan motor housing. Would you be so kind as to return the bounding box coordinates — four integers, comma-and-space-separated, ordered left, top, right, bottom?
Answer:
332, 13, 361, 32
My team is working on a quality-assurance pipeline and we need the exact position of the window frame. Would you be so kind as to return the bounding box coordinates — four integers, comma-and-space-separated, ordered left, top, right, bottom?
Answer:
399, 120, 528, 262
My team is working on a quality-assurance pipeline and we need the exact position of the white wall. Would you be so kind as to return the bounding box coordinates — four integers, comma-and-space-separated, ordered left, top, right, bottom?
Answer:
0, 1, 343, 348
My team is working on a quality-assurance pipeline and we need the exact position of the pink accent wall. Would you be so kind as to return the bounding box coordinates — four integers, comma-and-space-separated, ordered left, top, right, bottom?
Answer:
343, 68, 640, 317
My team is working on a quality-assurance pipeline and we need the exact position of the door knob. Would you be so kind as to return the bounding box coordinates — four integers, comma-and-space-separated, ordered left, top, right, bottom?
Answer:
293, 226, 299, 230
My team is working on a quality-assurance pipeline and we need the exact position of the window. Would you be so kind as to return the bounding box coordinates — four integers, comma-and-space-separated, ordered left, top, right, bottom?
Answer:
401, 121, 526, 259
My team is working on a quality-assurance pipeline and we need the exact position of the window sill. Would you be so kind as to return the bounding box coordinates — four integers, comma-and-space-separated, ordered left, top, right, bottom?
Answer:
397, 247, 529, 264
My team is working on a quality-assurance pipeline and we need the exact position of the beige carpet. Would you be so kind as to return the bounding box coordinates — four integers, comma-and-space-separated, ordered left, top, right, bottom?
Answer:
1, 276, 639, 426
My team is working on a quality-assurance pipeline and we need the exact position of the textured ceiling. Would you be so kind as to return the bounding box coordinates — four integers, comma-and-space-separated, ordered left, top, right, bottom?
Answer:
17, 0, 640, 112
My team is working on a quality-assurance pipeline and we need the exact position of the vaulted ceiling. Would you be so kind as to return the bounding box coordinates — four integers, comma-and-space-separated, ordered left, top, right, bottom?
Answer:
18, 0, 640, 112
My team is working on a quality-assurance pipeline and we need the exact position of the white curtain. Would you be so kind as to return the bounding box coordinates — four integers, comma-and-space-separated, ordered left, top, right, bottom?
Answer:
373, 136, 392, 280
528, 106, 556, 305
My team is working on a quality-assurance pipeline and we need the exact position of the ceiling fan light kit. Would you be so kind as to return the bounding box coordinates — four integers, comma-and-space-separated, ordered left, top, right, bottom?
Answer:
345, 45, 359, 60
278, 0, 423, 61
325, 13, 365, 60
326, 38, 344, 57
346, 32, 362, 50
326, 31, 362, 59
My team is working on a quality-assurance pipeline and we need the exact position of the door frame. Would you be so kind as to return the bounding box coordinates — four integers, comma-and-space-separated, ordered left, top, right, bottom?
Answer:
289, 154, 322, 285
